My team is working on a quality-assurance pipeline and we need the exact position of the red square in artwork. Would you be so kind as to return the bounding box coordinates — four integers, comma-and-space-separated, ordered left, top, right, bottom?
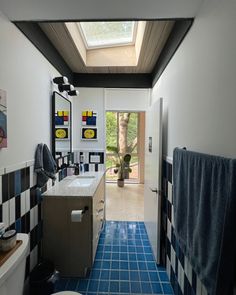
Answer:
82, 116, 87, 121
63, 116, 68, 121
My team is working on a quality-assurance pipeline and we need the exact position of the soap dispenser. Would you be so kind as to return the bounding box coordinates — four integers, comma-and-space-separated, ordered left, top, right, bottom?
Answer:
74, 163, 80, 175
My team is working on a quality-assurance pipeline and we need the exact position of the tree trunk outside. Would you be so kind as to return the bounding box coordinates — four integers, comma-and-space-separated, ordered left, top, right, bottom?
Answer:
119, 113, 130, 154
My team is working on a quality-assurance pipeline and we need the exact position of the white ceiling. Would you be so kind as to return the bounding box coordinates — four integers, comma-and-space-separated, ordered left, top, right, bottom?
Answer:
0, 0, 203, 21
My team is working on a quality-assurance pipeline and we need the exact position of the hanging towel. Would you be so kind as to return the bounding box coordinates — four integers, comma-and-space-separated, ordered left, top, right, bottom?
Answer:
34, 143, 57, 187
173, 147, 236, 295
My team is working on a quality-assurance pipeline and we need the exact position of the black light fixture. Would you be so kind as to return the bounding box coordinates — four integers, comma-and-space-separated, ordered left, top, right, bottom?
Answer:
53, 76, 68, 84
58, 84, 75, 92
67, 90, 79, 96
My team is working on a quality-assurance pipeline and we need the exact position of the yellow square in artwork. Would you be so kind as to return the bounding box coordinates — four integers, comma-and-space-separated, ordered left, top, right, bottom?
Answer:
82, 111, 87, 116
64, 111, 69, 116
87, 111, 92, 117
58, 111, 63, 116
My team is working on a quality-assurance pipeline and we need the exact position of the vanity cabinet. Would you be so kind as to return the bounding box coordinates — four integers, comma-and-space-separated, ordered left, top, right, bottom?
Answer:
42, 174, 105, 277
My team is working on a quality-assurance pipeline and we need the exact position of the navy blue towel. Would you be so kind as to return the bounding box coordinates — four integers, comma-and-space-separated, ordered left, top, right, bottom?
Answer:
34, 143, 57, 187
173, 148, 236, 295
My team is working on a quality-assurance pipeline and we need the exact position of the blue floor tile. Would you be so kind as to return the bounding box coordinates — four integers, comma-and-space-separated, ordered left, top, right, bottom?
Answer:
56, 221, 174, 294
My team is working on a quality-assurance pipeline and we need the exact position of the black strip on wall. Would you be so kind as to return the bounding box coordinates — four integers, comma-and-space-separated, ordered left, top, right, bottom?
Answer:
152, 19, 193, 87
73, 73, 152, 88
14, 22, 73, 81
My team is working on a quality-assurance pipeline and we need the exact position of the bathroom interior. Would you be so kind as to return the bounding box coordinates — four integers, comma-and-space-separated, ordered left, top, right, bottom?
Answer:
0, 1, 236, 295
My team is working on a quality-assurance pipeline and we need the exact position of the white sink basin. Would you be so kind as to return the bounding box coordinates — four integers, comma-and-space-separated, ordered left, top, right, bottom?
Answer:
68, 176, 95, 187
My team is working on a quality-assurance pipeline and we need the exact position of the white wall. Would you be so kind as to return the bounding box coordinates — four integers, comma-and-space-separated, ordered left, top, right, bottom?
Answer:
0, 11, 60, 168
105, 88, 150, 111
72, 88, 105, 151
152, 0, 236, 159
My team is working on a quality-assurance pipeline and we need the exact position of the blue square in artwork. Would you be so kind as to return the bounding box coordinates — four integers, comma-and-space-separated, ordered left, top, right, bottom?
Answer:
55, 116, 64, 125
120, 281, 130, 293
86, 116, 96, 126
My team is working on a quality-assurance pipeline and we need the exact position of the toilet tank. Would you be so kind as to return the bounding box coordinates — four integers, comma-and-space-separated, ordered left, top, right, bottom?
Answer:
0, 233, 29, 295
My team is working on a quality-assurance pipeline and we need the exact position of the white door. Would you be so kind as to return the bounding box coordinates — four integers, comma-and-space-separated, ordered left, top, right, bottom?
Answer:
144, 97, 163, 263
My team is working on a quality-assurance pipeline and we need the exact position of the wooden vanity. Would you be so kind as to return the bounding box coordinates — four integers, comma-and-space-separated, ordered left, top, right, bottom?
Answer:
42, 172, 105, 277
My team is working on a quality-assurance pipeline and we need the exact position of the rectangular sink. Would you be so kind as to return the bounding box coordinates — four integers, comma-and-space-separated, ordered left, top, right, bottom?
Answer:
68, 177, 95, 187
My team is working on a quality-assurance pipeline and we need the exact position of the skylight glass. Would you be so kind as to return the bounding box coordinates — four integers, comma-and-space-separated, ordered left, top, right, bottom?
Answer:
79, 21, 136, 49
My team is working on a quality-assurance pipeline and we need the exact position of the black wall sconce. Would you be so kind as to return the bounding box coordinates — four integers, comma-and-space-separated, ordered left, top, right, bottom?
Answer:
68, 90, 79, 96
53, 76, 68, 84
58, 84, 74, 92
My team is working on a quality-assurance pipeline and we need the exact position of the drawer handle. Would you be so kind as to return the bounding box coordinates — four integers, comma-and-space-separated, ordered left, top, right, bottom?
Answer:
96, 208, 104, 214
99, 200, 105, 204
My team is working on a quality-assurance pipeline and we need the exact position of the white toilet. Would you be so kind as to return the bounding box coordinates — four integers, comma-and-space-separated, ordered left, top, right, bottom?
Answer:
0, 233, 81, 295
0, 233, 29, 295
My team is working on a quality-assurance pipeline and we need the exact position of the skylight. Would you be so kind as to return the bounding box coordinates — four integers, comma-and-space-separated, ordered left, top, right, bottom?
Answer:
79, 21, 136, 49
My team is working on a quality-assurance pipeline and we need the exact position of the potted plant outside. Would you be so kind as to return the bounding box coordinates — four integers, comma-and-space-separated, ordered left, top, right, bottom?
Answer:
107, 146, 132, 187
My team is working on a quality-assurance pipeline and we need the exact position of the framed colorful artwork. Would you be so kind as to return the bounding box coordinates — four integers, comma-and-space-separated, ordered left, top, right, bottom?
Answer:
0, 89, 7, 148
82, 110, 97, 126
55, 110, 69, 126
81, 127, 97, 140
55, 128, 69, 140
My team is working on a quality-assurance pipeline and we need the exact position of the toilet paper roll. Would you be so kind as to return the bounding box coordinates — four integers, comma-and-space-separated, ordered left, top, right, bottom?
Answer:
71, 210, 83, 222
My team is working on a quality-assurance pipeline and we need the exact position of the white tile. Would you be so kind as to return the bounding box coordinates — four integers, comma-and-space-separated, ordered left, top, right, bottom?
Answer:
170, 245, 176, 270
167, 219, 171, 241
20, 192, 26, 217
201, 284, 208, 295
2, 201, 9, 228
166, 256, 171, 279
178, 261, 185, 293
0, 167, 4, 176
34, 206, 38, 228
0, 176, 2, 204
168, 182, 173, 203
26, 160, 34, 167
89, 164, 95, 172
30, 209, 35, 231
25, 189, 30, 212
5, 162, 26, 174
196, 277, 202, 295
9, 198, 15, 225
30, 245, 38, 271
47, 178, 53, 189
184, 257, 192, 286
172, 205, 175, 229
30, 166, 37, 187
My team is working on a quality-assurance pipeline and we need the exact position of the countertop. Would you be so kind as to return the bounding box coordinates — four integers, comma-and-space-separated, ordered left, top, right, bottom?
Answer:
43, 171, 105, 197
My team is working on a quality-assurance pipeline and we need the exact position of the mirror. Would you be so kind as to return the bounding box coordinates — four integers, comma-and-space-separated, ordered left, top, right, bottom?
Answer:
52, 91, 72, 159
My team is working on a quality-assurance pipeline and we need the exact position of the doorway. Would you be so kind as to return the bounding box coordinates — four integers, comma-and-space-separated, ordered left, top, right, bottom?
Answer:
105, 111, 145, 183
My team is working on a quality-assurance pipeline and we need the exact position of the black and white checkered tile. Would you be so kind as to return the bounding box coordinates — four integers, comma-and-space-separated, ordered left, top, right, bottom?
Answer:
161, 159, 208, 295
74, 151, 105, 172
0, 156, 72, 279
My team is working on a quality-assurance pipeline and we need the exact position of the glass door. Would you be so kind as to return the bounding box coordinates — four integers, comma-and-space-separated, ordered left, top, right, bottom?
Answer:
106, 111, 143, 183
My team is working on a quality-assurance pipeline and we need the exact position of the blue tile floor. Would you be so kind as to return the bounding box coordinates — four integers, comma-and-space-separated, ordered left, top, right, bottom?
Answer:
55, 221, 174, 295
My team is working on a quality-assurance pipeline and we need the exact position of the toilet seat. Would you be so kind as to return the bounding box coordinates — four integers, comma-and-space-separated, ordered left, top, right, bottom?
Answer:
52, 292, 82, 295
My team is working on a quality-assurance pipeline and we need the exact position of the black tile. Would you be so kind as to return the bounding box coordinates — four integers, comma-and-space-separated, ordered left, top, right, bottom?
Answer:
21, 214, 26, 233
15, 194, 21, 220
171, 226, 176, 251
184, 274, 193, 295
84, 164, 89, 172
38, 203, 42, 223
162, 160, 167, 179
95, 164, 98, 172
178, 245, 185, 269
21, 167, 30, 192
167, 162, 172, 184
30, 227, 37, 251
25, 211, 30, 233
2, 174, 9, 203
25, 255, 30, 279
30, 187, 37, 209
0, 204, 2, 222
9, 222, 15, 230
167, 200, 172, 222
192, 269, 197, 292
9, 172, 15, 199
